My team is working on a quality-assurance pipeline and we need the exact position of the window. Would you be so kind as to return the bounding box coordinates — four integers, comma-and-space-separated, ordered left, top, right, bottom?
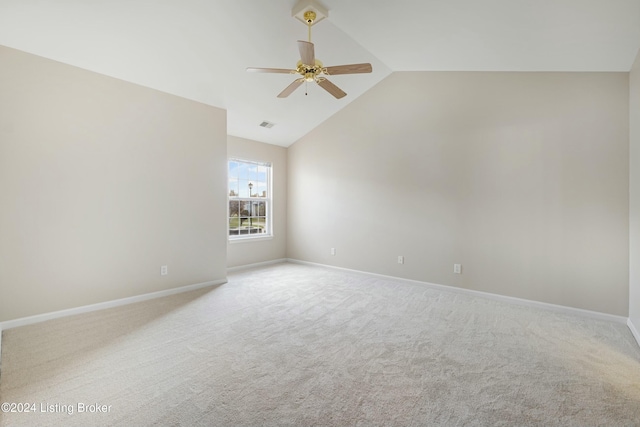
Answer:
228, 159, 272, 239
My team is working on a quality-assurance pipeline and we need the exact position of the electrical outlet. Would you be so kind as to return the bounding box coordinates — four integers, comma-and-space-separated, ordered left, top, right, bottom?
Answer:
398, 256, 404, 264
161, 265, 168, 276
331, 248, 336, 256
454, 264, 462, 274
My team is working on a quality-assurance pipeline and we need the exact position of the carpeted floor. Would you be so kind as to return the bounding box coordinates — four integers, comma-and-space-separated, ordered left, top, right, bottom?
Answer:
1, 262, 639, 426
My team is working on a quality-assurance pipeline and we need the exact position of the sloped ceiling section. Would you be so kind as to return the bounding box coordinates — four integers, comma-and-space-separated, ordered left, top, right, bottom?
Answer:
325, 0, 640, 72
0, 0, 639, 146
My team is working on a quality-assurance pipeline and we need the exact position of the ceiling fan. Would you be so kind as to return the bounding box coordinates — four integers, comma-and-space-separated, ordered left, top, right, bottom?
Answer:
246, 10, 372, 99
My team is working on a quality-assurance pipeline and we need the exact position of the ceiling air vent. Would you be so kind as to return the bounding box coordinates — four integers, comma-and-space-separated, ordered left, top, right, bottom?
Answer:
259, 121, 275, 129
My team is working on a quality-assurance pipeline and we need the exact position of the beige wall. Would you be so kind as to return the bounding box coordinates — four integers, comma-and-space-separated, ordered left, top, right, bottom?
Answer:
630, 51, 640, 333
1, 44, 633, 323
227, 136, 287, 268
288, 72, 630, 316
0, 46, 228, 322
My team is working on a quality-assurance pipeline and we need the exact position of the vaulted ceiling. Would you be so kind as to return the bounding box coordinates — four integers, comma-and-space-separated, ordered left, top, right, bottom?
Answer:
1, 0, 639, 147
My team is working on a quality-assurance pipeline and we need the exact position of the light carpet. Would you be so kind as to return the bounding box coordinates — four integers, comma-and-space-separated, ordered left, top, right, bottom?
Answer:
1, 262, 639, 426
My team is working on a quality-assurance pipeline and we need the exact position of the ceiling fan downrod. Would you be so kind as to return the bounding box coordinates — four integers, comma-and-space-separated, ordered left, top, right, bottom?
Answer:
304, 10, 316, 42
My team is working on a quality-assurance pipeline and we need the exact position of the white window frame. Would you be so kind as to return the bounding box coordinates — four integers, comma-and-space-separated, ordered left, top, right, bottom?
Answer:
228, 158, 273, 242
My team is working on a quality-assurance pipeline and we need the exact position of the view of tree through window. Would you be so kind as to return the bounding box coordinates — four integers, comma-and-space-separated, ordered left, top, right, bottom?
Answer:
228, 159, 271, 238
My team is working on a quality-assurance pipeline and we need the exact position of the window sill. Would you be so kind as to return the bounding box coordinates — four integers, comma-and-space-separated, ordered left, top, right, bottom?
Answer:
228, 235, 274, 244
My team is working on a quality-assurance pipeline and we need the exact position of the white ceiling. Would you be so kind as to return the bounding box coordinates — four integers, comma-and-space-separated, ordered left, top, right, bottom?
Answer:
1, 0, 639, 147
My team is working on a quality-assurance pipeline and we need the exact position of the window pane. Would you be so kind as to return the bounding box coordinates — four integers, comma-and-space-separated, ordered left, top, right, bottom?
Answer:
238, 162, 251, 180
240, 201, 250, 216
238, 180, 250, 198
228, 161, 239, 178
249, 164, 259, 182
254, 217, 266, 232
238, 216, 249, 229
257, 165, 267, 183
229, 200, 240, 217
229, 218, 239, 235
228, 179, 238, 197
255, 182, 267, 198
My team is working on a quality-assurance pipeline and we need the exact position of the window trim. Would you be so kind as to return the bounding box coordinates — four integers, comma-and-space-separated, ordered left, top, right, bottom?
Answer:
228, 235, 274, 244
228, 158, 273, 241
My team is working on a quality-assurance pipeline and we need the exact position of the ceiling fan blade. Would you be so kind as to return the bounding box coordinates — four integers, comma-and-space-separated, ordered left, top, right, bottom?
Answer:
324, 63, 373, 75
246, 67, 295, 74
277, 79, 304, 98
317, 78, 347, 99
298, 40, 315, 66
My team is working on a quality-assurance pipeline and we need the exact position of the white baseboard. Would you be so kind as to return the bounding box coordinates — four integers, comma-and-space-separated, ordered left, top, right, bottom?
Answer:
628, 318, 640, 347
0, 278, 226, 374
286, 258, 628, 325
0, 279, 226, 333
2, 261, 635, 370
227, 258, 287, 273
